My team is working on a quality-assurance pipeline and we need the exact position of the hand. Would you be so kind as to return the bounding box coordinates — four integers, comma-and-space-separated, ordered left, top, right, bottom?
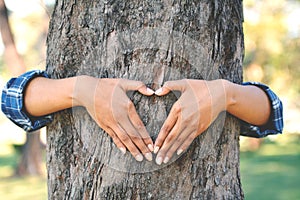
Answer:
73, 76, 155, 162
153, 79, 227, 165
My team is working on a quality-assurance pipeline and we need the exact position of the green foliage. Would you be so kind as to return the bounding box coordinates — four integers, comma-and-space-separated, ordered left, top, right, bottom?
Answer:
243, 0, 300, 98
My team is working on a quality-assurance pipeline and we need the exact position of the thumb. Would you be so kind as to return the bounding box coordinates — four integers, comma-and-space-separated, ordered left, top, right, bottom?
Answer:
155, 80, 186, 96
121, 79, 154, 96
137, 85, 155, 96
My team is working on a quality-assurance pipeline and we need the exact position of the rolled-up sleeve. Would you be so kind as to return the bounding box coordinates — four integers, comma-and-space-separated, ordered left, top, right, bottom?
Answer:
1, 70, 53, 132
240, 82, 283, 138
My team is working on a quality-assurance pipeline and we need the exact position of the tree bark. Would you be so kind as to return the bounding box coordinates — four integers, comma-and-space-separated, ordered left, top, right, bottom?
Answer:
46, 0, 244, 199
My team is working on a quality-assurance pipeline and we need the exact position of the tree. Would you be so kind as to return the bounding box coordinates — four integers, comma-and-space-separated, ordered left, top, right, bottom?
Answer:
0, 0, 25, 76
0, 0, 43, 176
46, 0, 244, 199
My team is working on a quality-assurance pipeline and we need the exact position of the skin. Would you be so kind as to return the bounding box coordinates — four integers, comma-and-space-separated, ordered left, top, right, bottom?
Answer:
153, 79, 271, 165
24, 77, 271, 164
25, 76, 155, 162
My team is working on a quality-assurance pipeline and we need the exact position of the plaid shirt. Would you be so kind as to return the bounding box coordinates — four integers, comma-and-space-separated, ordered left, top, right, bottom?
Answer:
1, 70, 53, 132
1, 70, 283, 137
240, 82, 283, 138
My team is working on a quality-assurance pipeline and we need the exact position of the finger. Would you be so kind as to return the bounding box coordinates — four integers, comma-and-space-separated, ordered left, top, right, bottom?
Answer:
127, 102, 154, 152
137, 85, 155, 96
176, 131, 197, 156
163, 128, 195, 163
154, 102, 181, 154
112, 124, 144, 162
154, 87, 171, 96
155, 80, 186, 96
155, 118, 183, 165
118, 113, 153, 161
103, 126, 127, 154
120, 79, 153, 94
119, 121, 153, 161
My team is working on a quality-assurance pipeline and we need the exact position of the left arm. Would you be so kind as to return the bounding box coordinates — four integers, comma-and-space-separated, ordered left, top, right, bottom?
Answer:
153, 79, 282, 165
224, 80, 271, 125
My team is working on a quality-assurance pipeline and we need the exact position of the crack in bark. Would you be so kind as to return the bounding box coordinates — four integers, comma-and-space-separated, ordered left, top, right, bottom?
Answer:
47, 0, 244, 199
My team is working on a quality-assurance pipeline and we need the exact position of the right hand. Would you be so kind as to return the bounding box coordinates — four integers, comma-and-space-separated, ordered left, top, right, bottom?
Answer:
153, 79, 227, 165
73, 76, 154, 162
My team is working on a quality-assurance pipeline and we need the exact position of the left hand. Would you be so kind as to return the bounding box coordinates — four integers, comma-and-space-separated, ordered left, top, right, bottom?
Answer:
153, 79, 227, 165
73, 76, 155, 162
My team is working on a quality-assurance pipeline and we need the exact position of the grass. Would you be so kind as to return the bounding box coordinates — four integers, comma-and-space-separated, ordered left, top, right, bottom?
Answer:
240, 138, 300, 200
0, 136, 299, 200
0, 143, 47, 200
0, 176, 47, 200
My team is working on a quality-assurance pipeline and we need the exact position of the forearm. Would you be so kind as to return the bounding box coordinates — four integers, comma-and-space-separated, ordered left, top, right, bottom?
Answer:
24, 76, 79, 116
223, 80, 271, 126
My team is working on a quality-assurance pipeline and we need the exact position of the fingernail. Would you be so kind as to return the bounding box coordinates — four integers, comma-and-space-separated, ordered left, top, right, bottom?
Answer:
147, 88, 155, 94
145, 152, 153, 161
135, 154, 143, 162
148, 144, 154, 152
155, 88, 163, 95
156, 156, 163, 165
119, 147, 126, 155
163, 157, 169, 164
154, 146, 160, 154
177, 149, 183, 155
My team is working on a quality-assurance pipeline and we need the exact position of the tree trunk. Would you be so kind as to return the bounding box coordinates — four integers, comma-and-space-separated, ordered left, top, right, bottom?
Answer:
46, 0, 244, 199
0, 0, 26, 76
15, 131, 44, 176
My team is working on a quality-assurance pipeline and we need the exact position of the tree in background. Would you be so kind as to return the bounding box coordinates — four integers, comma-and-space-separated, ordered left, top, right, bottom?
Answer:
46, 0, 244, 199
0, 0, 25, 76
0, 0, 45, 176
243, 0, 300, 141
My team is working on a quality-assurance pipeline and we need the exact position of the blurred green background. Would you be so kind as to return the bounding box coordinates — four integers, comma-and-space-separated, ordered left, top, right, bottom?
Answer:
0, 0, 299, 199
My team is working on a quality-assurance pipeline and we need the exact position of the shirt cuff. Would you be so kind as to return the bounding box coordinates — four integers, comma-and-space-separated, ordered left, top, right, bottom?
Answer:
1, 70, 53, 132
240, 82, 284, 138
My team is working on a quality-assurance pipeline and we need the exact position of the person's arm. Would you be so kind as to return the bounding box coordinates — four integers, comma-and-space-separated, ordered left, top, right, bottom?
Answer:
240, 82, 283, 138
1, 70, 53, 132
25, 75, 155, 161
2, 70, 155, 162
153, 79, 283, 165
24, 76, 77, 116
224, 80, 271, 125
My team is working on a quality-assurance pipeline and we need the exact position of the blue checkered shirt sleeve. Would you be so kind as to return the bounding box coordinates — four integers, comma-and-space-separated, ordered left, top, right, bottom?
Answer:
240, 82, 283, 138
1, 70, 53, 132
1, 72, 284, 136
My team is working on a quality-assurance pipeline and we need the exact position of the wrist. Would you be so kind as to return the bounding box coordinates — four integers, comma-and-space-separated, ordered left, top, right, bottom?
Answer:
204, 79, 228, 116
221, 79, 237, 112
72, 75, 99, 107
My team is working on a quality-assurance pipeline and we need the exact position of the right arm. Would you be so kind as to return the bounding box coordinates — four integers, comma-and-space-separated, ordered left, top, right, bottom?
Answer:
153, 79, 283, 165
2, 71, 154, 162
24, 76, 77, 117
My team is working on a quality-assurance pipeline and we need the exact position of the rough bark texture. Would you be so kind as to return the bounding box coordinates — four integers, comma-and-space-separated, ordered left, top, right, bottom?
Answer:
46, 0, 244, 199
